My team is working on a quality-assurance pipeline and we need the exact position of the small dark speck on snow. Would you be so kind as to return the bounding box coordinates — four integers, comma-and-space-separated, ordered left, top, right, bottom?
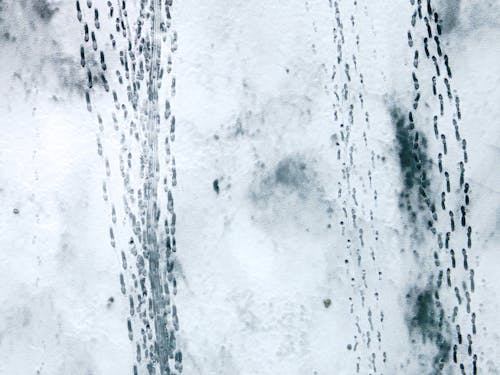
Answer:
213, 179, 220, 194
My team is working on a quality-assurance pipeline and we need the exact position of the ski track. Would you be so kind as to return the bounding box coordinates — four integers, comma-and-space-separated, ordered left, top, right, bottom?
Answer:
77, 1, 182, 374
404, 0, 477, 373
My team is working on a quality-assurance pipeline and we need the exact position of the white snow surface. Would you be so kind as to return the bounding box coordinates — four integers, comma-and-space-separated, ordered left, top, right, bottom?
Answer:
0, 0, 499, 374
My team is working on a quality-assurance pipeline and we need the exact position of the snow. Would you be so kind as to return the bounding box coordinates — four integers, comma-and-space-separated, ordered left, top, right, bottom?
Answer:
0, 0, 499, 374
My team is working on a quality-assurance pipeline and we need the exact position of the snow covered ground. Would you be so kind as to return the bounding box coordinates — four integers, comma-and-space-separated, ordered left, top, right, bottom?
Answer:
0, 1, 499, 374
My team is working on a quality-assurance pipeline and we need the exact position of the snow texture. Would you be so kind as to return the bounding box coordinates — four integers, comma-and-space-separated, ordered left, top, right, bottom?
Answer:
0, 0, 499, 374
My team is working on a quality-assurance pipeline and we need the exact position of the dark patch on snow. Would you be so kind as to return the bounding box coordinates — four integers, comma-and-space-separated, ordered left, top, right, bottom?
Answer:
274, 157, 308, 189
32, 0, 59, 21
251, 155, 314, 203
405, 283, 452, 374
389, 104, 434, 228
390, 106, 431, 192
51, 54, 95, 94
437, 0, 461, 34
